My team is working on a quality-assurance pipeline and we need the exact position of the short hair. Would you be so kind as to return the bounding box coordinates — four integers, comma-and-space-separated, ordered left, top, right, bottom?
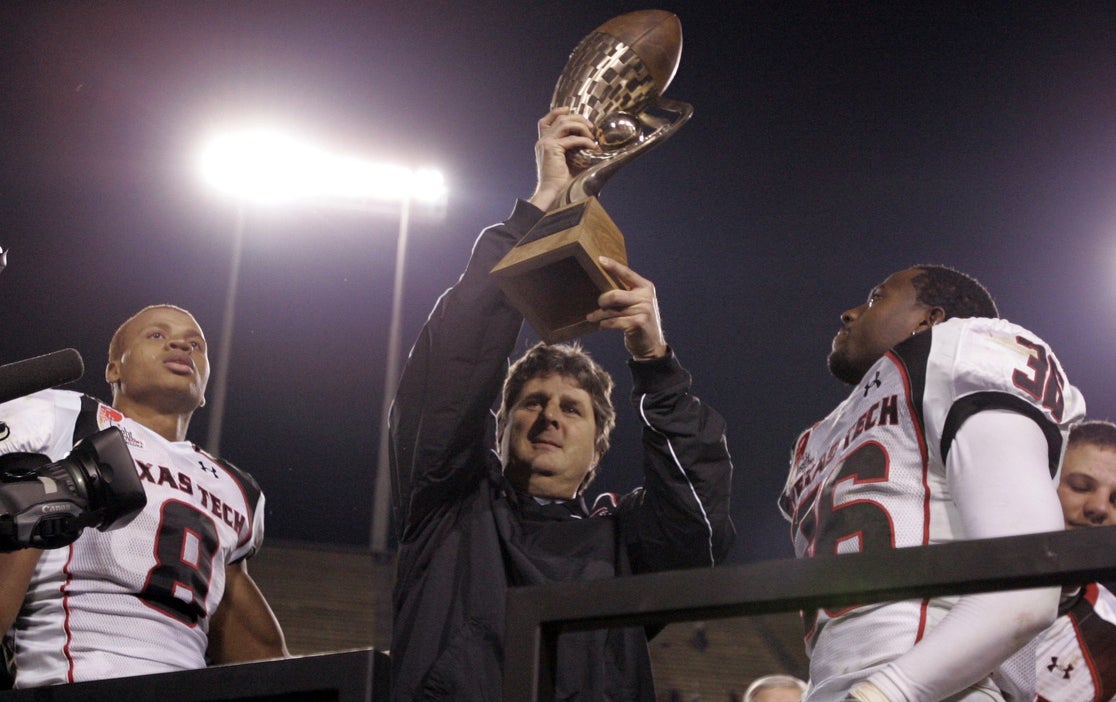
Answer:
107, 304, 195, 362
742, 674, 807, 702
497, 342, 616, 491
910, 265, 998, 320
1068, 419, 1116, 451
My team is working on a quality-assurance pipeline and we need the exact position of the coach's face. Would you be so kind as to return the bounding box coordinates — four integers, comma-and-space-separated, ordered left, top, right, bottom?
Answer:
499, 373, 600, 501
828, 268, 943, 385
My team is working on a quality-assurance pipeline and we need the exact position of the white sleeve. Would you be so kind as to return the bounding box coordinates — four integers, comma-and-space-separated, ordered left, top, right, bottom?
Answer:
864, 410, 1062, 701
0, 390, 80, 460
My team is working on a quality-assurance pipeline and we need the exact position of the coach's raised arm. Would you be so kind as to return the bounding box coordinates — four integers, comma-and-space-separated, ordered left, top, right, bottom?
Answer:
388, 107, 734, 701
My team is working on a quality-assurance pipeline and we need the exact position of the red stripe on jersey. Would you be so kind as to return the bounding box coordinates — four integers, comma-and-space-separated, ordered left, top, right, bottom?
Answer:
193, 446, 255, 550
61, 545, 77, 683
1086, 582, 1100, 606
886, 350, 933, 643
1068, 614, 1103, 702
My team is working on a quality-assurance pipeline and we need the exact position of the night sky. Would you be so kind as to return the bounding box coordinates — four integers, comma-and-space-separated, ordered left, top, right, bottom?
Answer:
2, 2, 1114, 564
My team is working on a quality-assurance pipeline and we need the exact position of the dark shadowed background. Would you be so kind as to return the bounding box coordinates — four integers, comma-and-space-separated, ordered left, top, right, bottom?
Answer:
1, 1, 1114, 565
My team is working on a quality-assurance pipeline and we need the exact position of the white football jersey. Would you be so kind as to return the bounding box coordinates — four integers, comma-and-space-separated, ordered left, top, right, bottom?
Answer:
1036, 583, 1116, 702
0, 390, 266, 687
780, 317, 1085, 698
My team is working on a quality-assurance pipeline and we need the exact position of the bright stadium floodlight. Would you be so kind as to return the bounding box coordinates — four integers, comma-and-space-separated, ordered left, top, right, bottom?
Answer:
199, 128, 447, 211
198, 128, 447, 556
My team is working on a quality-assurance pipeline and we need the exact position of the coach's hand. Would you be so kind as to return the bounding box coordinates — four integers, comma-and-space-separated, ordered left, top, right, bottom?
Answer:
587, 257, 668, 362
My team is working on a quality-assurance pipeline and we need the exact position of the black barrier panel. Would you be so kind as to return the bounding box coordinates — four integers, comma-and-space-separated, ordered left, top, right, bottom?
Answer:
503, 525, 1116, 701
0, 648, 389, 702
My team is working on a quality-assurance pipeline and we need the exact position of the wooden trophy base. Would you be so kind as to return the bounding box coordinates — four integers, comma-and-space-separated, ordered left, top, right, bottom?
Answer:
490, 197, 628, 343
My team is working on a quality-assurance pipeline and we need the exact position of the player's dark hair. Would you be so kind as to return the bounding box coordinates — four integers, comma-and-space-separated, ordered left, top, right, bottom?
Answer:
1069, 419, 1116, 451
910, 265, 998, 320
498, 342, 615, 494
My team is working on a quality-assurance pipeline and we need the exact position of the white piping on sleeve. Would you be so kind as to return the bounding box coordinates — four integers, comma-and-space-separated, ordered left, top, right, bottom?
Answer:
638, 393, 717, 566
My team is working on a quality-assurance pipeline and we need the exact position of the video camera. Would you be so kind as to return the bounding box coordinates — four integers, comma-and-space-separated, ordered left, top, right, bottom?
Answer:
0, 244, 147, 551
0, 427, 146, 552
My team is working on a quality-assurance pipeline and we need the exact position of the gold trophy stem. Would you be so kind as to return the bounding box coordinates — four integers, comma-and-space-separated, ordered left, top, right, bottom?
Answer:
557, 98, 694, 208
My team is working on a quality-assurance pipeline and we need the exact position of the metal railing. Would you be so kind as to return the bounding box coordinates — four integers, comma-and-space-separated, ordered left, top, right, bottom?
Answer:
0, 648, 389, 701
503, 525, 1116, 701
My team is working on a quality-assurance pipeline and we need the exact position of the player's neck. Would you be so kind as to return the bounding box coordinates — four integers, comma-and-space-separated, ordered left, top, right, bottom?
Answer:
112, 397, 194, 442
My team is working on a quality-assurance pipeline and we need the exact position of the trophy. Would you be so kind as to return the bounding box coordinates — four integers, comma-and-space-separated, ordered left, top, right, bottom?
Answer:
490, 9, 692, 342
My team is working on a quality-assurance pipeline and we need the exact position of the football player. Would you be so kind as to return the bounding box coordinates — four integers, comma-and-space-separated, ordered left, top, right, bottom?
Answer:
780, 266, 1085, 700
0, 305, 288, 687
1034, 419, 1116, 701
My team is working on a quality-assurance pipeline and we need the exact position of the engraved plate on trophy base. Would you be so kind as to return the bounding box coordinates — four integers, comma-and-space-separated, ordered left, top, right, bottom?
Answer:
491, 197, 628, 343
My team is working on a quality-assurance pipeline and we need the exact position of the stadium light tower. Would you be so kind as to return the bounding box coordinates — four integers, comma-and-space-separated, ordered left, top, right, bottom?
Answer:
198, 127, 447, 555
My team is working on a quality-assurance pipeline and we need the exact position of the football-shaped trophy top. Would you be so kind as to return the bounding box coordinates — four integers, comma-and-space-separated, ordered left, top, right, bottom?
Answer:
595, 10, 682, 96
548, 9, 691, 205
551, 10, 683, 132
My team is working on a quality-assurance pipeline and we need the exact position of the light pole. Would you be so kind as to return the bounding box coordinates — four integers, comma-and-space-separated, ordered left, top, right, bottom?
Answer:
370, 193, 410, 557
206, 202, 244, 455
198, 126, 446, 555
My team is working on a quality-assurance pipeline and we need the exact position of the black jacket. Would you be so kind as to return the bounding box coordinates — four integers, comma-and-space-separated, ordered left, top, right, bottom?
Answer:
389, 201, 735, 701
